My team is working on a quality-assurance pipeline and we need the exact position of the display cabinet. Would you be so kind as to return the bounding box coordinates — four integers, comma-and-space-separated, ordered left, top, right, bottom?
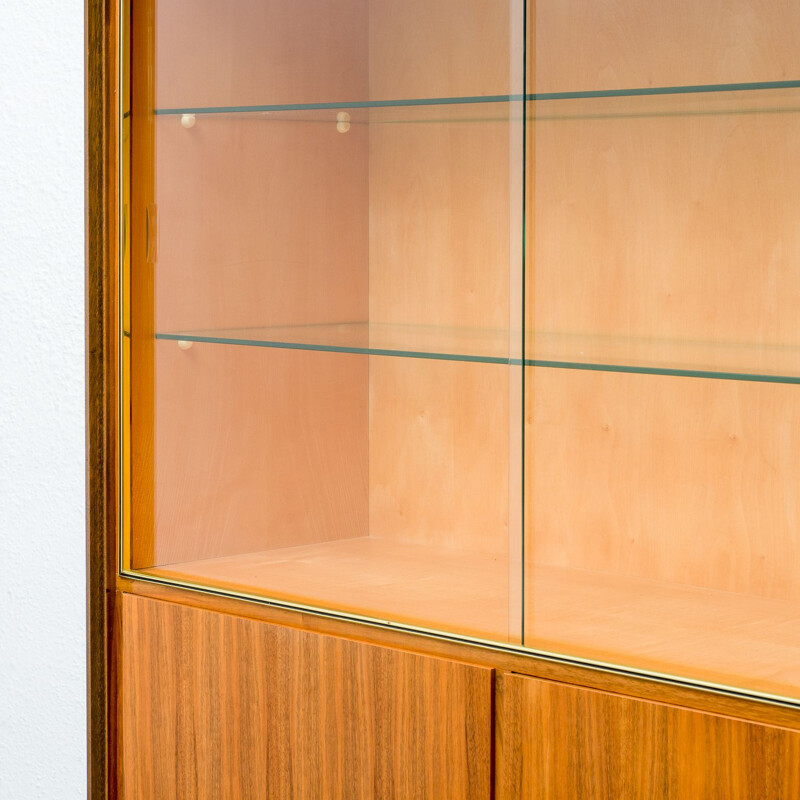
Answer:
117, 0, 800, 706
86, 0, 800, 794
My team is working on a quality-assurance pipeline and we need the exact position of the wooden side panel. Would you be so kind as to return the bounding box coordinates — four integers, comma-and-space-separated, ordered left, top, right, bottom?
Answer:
130, 0, 371, 567
151, 345, 368, 565
496, 674, 800, 800
120, 593, 493, 799
130, 0, 157, 567
155, 0, 368, 108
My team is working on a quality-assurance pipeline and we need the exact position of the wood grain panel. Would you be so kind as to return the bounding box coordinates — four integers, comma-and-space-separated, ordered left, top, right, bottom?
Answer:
529, 99, 800, 357
369, 0, 511, 100
532, 0, 800, 92
369, 358, 511, 554
366, 0, 520, 556
120, 578, 800, 732
120, 593, 269, 799
526, 368, 800, 601
496, 674, 800, 800
120, 593, 493, 799
266, 613, 493, 799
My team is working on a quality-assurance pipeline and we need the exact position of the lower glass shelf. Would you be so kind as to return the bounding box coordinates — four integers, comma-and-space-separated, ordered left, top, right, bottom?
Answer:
138, 536, 800, 701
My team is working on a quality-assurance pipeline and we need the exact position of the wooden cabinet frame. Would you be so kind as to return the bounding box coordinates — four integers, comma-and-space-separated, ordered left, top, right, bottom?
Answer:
86, 0, 120, 795
86, 1, 800, 797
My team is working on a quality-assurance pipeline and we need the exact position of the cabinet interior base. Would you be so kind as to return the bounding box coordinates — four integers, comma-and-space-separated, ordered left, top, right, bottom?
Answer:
143, 536, 800, 700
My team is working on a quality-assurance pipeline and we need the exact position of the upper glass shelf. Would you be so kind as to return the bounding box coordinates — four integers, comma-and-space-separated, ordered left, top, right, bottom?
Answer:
151, 323, 800, 384
151, 79, 800, 121
156, 323, 516, 365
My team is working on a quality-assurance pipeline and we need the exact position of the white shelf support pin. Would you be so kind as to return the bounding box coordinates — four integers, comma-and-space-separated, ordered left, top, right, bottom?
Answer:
336, 111, 351, 133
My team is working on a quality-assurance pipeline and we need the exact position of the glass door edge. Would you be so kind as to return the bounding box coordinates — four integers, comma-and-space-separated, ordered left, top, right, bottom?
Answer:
118, 567, 800, 711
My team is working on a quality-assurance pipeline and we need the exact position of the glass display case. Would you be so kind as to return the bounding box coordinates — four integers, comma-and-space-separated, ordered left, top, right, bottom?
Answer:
121, 0, 800, 705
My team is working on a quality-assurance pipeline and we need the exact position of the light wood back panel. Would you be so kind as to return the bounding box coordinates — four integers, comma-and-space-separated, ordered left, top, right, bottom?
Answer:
527, 0, 800, 599
527, 368, 800, 601
369, 358, 511, 554
496, 674, 800, 799
367, 115, 513, 333
368, 0, 512, 100
529, 99, 800, 359
531, 0, 800, 93
367, 0, 520, 554
120, 593, 493, 799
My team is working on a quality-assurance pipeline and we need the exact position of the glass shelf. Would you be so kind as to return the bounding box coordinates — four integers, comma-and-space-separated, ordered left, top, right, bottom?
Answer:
528, 331, 800, 385
153, 324, 800, 384
154, 99, 523, 126
151, 79, 800, 121
155, 323, 517, 365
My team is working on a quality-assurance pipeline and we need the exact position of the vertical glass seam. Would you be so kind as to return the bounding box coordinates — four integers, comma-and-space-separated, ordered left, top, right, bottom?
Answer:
520, 0, 528, 646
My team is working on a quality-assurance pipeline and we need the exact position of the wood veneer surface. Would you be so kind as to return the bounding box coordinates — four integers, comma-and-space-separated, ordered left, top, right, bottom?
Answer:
120, 594, 268, 798
86, 0, 119, 792
527, 368, 800, 601
120, 593, 492, 799
531, 0, 800, 92
368, 357, 512, 554
496, 674, 800, 799
129, 0, 157, 567
143, 536, 800, 700
369, 0, 511, 101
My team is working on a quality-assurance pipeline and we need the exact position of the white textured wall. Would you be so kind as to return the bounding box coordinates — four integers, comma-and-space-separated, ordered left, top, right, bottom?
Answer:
0, 1, 86, 797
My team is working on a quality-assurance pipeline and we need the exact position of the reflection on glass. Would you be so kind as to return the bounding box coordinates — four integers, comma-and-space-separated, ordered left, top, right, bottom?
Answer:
126, 0, 524, 643
524, 0, 800, 700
